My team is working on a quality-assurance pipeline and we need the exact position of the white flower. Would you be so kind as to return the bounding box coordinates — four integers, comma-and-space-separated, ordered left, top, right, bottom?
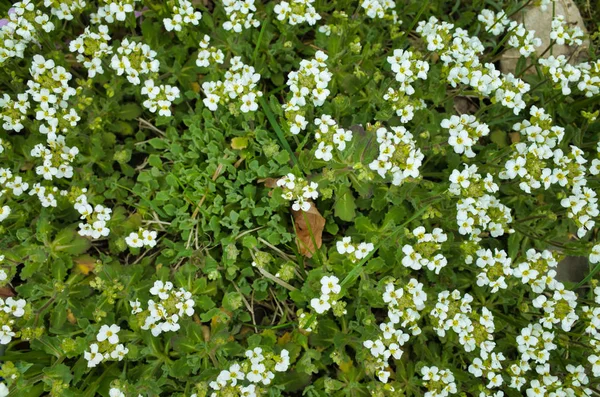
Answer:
84, 343, 104, 367
97, 324, 120, 344
311, 294, 331, 314
320, 276, 341, 295
336, 236, 355, 254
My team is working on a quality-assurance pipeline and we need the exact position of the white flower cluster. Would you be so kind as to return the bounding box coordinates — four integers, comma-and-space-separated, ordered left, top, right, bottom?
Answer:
449, 164, 513, 239
386, 49, 429, 95
222, 0, 260, 32
84, 324, 128, 367
539, 55, 584, 95
134, 281, 195, 337
276, 173, 319, 212
532, 282, 578, 332
477, 9, 542, 57
583, 282, 600, 377
0, 297, 26, 345
560, 184, 598, 238
74, 193, 113, 239
430, 290, 496, 354
274, 0, 321, 26
441, 114, 490, 158
418, 16, 530, 115
368, 126, 424, 186
202, 56, 262, 113
283, 51, 331, 132
468, 348, 505, 392
209, 347, 290, 396
69, 25, 113, 78
29, 55, 79, 137
466, 248, 512, 293
310, 275, 345, 314
550, 15, 584, 47
401, 226, 448, 274
500, 108, 569, 193
91, 0, 141, 24
125, 227, 158, 248
0, 1, 55, 64
110, 38, 160, 86
196, 35, 224, 68
336, 236, 375, 262
421, 366, 457, 397
513, 249, 558, 293
30, 135, 78, 181
0, 93, 28, 132
364, 279, 426, 383
361, 0, 396, 19
163, 0, 202, 32
520, 364, 592, 397
515, 323, 556, 366
141, 79, 180, 117
312, 114, 353, 161
44, 0, 86, 21
0, 168, 29, 217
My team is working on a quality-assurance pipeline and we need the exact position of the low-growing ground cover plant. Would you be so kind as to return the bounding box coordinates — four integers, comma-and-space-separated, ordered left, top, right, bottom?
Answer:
1, 0, 600, 396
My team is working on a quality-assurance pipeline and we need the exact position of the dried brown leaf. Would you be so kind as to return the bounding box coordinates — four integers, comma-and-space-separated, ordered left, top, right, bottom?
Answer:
293, 202, 326, 258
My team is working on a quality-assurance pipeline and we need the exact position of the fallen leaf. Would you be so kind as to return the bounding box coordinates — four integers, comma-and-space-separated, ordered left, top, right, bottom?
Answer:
508, 132, 521, 143
0, 286, 15, 298
293, 202, 326, 258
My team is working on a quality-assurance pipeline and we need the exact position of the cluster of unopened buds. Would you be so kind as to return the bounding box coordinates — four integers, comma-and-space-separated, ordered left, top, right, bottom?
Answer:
310, 275, 346, 315
196, 35, 224, 68
276, 173, 319, 212
133, 281, 195, 337
336, 236, 375, 262
368, 126, 424, 186
163, 0, 202, 32
84, 324, 128, 367
364, 279, 426, 383
421, 366, 458, 397
69, 25, 112, 78
222, 0, 260, 32
74, 192, 112, 239
312, 114, 353, 161
441, 114, 490, 158
141, 79, 180, 117
202, 56, 262, 113
125, 227, 158, 248
110, 38, 160, 86
0, 296, 26, 345
209, 347, 290, 395
0, 1, 55, 64
449, 164, 514, 239
283, 51, 331, 132
401, 226, 448, 274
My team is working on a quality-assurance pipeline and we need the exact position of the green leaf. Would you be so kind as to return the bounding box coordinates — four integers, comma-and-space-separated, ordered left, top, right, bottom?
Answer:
334, 186, 356, 222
